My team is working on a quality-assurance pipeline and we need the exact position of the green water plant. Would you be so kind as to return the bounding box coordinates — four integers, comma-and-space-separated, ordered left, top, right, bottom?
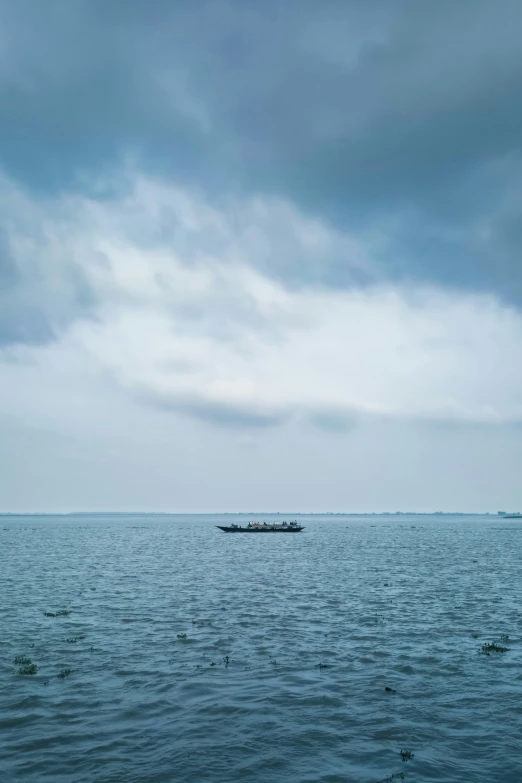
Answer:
400, 749, 414, 761
57, 669, 72, 679
14, 655, 32, 665
19, 663, 38, 675
376, 773, 404, 783
177, 633, 187, 640
480, 642, 509, 655
44, 610, 71, 618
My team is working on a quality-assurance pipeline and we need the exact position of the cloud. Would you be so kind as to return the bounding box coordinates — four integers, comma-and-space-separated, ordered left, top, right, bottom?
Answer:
308, 407, 359, 434
138, 388, 289, 429
0, 173, 97, 346
0, 165, 373, 347
1, 1, 522, 303
2, 168, 522, 440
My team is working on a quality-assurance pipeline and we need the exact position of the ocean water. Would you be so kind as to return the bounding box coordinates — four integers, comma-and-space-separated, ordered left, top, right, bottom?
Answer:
1, 514, 521, 783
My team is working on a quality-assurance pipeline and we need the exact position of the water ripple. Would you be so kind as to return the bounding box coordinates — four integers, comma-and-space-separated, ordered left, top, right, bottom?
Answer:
1, 514, 522, 782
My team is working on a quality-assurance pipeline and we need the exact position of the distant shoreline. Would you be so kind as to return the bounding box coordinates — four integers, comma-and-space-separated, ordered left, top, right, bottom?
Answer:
0, 511, 509, 518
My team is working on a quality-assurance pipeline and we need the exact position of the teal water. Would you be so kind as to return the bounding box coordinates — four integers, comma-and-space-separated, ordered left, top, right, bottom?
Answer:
1, 514, 521, 782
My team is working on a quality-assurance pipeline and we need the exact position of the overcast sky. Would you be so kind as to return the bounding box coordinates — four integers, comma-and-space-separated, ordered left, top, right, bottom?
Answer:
2, 0, 522, 513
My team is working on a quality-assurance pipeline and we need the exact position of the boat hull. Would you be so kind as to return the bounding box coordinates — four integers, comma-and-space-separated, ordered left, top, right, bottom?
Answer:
216, 525, 304, 533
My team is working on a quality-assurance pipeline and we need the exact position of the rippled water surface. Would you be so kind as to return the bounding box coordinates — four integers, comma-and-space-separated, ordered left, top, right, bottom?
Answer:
1, 514, 522, 782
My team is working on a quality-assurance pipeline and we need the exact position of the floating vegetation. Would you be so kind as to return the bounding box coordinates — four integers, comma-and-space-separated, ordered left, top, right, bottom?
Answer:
499, 634, 509, 641
66, 636, 85, 643
223, 655, 230, 667
44, 610, 71, 618
376, 773, 404, 783
210, 662, 216, 667
57, 669, 72, 679
400, 749, 414, 761
315, 663, 330, 669
177, 633, 187, 640
385, 686, 397, 694
13, 655, 32, 665
19, 663, 38, 675
480, 642, 509, 655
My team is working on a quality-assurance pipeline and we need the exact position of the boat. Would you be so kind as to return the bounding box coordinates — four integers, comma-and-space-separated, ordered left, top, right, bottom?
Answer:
217, 521, 304, 533
502, 513, 522, 519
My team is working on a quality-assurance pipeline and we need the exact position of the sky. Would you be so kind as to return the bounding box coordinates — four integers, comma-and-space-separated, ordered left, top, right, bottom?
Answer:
1, 0, 522, 513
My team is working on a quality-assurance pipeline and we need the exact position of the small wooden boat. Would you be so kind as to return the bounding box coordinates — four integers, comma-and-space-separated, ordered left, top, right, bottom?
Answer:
217, 521, 304, 533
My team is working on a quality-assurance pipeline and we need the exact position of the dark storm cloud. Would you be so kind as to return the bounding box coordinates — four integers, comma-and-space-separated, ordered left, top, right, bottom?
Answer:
1, 0, 522, 306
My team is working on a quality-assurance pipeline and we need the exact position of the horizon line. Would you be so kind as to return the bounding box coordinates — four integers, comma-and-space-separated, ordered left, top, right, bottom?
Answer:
0, 510, 513, 517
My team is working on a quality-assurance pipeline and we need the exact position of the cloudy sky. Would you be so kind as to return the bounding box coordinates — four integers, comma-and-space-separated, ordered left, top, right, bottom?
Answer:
2, 0, 522, 513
